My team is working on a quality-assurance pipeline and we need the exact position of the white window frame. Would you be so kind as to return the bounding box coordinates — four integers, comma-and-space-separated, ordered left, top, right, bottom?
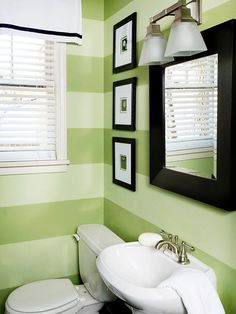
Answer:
0, 41, 69, 175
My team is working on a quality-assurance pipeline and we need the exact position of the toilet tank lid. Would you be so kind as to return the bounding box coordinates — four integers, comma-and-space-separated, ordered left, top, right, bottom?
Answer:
6, 279, 78, 313
77, 224, 124, 255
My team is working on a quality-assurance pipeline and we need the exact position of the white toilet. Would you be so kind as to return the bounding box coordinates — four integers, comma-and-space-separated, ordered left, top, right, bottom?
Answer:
5, 224, 124, 314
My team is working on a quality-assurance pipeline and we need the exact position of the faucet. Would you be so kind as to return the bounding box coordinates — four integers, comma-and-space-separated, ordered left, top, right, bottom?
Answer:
156, 231, 195, 265
155, 240, 179, 255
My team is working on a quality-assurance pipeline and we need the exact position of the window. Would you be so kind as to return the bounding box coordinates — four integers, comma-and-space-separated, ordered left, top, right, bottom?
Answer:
165, 54, 218, 163
0, 35, 68, 175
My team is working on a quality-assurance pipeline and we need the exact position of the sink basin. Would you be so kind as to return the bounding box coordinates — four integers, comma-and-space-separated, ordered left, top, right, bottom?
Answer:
96, 242, 216, 314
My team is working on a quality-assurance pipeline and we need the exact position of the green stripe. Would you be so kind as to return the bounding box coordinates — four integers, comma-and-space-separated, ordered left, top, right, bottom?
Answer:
67, 55, 104, 93
0, 287, 14, 313
82, 0, 104, 21
68, 128, 104, 164
0, 198, 103, 245
66, 274, 81, 285
104, 199, 160, 240
104, 0, 134, 20
104, 128, 149, 176
67, 92, 104, 129
104, 198, 236, 314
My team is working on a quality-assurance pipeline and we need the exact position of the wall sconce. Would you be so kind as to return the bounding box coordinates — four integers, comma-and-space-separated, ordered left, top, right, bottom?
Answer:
139, 0, 206, 66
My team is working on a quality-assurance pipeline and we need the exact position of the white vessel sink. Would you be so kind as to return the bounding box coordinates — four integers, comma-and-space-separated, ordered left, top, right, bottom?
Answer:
96, 242, 216, 314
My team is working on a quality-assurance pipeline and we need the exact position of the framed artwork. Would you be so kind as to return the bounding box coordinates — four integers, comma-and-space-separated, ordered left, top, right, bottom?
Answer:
113, 77, 137, 130
113, 12, 137, 73
112, 137, 136, 191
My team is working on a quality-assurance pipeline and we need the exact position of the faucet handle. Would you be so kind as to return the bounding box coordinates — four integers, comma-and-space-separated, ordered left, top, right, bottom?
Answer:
160, 229, 167, 235
174, 235, 179, 245
178, 241, 195, 265
160, 229, 168, 238
181, 241, 195, 252
160, 230, 174, 242
168, 233, 173, 242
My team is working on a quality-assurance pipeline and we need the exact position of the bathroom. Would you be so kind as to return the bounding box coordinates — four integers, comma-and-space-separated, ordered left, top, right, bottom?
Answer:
0, 0, 236, 313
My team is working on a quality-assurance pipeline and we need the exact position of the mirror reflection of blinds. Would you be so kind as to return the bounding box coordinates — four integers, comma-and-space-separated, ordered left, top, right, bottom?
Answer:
0, 35, 56, 162
165, 54, 218, 162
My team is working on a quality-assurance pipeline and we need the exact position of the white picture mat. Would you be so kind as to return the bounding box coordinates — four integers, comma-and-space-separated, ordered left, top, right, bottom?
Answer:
115, 84, 132, 125
115, 142, 131, 184
115, 20, 132, 68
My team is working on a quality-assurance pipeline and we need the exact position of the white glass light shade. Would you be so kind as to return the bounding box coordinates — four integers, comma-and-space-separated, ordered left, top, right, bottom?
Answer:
139, 35, 173, 66
165, 20, 207, 57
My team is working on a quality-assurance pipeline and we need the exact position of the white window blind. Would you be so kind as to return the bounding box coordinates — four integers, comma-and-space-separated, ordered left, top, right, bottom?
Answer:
0, 34, 60, 163
165, 54, 218, 162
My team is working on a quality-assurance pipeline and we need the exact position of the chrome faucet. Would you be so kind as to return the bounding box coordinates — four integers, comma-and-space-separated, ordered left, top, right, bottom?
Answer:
156, 230, 195, 265
155, 240, 179, 255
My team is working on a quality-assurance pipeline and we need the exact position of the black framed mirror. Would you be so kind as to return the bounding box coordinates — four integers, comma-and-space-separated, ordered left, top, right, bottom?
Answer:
150, 20, 236, 211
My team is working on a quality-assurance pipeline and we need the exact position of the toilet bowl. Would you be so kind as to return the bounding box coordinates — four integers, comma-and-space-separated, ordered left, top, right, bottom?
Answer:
5, 224, 124, 314
5, 280, 100, 314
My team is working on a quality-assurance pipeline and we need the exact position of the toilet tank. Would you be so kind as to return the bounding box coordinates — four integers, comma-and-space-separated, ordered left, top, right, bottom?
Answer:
77, 224, 124, 302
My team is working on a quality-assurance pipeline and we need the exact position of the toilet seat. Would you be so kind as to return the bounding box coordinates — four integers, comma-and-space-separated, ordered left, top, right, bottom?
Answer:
6, 279, 79, 314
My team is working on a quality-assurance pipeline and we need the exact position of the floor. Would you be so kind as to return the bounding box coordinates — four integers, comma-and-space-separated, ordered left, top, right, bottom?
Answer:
100, 300, 132, 314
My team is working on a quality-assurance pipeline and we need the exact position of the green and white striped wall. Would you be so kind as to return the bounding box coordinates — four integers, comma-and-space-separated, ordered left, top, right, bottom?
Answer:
103, 1, 236, 314
1, 0, 236, 313
0, 0, 104, 311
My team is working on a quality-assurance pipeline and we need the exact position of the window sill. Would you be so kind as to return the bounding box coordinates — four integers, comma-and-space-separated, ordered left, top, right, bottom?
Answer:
0, 160, 70, 176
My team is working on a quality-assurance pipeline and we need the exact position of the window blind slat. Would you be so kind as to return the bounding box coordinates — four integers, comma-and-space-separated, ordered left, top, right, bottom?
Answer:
0, 84, 54, 91
0, 151, 56, 162
4, 66, 54, 72
0, 79, 55, 87
0, 107, 55, 113
0, 51, 54, 60
0, 92, 55, 99
0, 34, 57, 162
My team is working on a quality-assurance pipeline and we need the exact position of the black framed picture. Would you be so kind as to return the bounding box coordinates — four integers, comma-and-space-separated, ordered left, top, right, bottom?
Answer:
113, 77, 137, 130
112, 137, 136, 191
113, 12, 137, 73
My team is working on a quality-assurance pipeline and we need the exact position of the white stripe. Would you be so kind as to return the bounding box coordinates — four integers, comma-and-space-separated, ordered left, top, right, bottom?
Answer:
0, 163, 104, 207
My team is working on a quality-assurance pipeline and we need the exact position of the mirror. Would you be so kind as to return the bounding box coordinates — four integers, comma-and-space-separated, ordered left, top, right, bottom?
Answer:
150, 20, 236, 211
165, 54, 218, 180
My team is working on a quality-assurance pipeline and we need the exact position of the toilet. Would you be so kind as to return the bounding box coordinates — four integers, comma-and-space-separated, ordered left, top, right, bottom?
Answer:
5, 224, 124, 314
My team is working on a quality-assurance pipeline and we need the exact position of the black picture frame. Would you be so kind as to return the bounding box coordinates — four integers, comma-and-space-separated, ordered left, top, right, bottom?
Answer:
113, 77, 137, 131
112, 137, 136, 191
113, 12, 137, 73
150, 20, 236, 211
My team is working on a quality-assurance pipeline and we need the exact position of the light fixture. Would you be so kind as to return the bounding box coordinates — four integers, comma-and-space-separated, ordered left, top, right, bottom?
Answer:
165, 5, 206, 57
139, 24, 174, 66
139, 0, 206, 66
